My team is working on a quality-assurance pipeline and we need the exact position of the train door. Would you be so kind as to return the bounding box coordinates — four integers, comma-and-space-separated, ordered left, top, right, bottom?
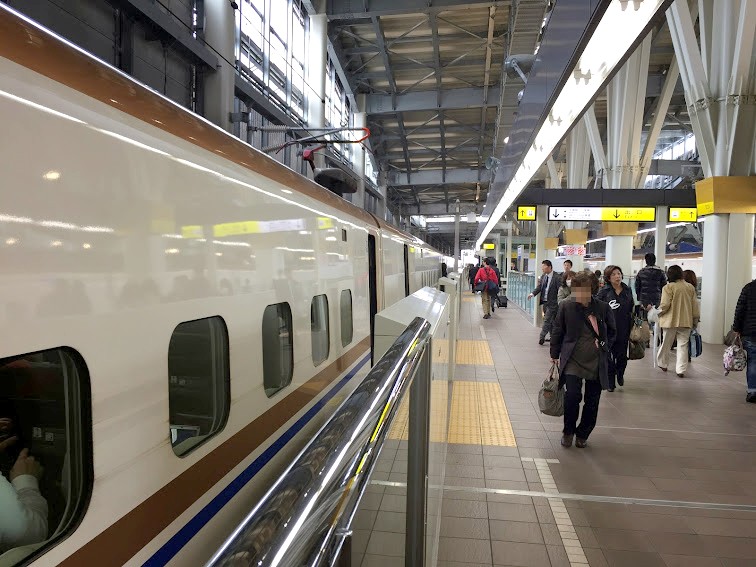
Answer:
368, 235, 378, 364
403, 244, 410, 297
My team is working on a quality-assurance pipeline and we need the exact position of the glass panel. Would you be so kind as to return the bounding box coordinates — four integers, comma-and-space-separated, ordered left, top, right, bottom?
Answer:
311, 295, 330, 366
340, 290, 353, 347
0, 348, 92, 562
168, 317, 230, 456
263, 303, 294, 397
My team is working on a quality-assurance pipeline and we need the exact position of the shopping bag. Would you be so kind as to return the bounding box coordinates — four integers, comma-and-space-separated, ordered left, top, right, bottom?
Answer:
628, 339, 645, 360
723, 337, 747, 375
689, 329, 703, 358
538, 363, 564, 417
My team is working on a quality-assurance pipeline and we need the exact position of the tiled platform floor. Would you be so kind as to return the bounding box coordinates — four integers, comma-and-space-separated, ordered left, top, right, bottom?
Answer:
353, 291, 756, 567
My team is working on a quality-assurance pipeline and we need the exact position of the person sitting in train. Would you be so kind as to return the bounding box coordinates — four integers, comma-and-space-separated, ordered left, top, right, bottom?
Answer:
0, 417, 48, 552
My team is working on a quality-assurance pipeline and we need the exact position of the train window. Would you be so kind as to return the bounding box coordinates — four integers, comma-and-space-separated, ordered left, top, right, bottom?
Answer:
262, 303, 294, 398
0, 348, 92, 565
168, 317, 230, 457
340, 290, 353, 347
341, 229, 347, 242
311, 295, 330, 366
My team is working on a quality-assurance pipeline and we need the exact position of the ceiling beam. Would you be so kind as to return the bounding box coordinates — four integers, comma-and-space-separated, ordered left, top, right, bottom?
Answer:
389, 168, 489, 186
366, 87, 503, 114
326, 0, 511, 20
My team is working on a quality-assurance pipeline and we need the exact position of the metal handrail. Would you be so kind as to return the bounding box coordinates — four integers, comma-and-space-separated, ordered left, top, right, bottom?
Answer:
206, 317, 433, 567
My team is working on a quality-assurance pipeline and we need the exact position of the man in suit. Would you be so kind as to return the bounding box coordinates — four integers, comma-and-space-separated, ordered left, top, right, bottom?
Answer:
528, 260, 561, 345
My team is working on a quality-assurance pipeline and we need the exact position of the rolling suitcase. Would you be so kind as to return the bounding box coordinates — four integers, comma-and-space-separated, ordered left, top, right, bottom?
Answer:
496, 294, 508, 308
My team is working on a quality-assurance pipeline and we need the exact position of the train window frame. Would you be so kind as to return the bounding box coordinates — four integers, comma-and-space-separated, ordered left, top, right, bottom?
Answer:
340, 290, 353, 347
311, 294, 330, 367
168, 317, 230, 457
0, 347, 93, 565
262, 303, 294, 398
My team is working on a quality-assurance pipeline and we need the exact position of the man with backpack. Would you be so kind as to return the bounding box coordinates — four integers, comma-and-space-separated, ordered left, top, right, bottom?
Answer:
474, 258, 499, 320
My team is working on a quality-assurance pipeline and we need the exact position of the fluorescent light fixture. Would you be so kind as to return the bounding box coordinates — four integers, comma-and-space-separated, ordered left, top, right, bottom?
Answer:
427, 215, 482, 223
477, 0, 667, 249
43, 171, 61, 181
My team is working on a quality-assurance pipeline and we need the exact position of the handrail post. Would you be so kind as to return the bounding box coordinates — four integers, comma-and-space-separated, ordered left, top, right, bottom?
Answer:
406, 346, 431, 567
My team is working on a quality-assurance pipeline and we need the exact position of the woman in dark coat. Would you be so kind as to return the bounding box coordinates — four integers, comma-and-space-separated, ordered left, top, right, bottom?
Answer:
596, 265, 634, 391
550, 271, 616, 449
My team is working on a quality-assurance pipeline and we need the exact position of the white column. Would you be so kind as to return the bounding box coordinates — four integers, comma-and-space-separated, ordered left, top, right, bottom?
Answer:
533, 205, 547, 328
453, 200, 460, 273
700, 215, 729, 343
505, 227, 513, 277
567, 122, 590, 188
725, 214, 755, 338
655, 206, 667, 270
307, 13, 328, 170
203, 0, 236, 132
605, 236, 633, 275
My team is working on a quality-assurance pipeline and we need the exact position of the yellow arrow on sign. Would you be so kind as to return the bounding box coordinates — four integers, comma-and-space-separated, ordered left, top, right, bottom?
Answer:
517, 206, 536, 220
599, 207, 655, 222
669, 207, 698, 222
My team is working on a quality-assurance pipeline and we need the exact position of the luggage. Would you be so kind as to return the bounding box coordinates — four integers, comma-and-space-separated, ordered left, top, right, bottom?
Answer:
689, 328, 703, 358
495, 294, 508, 308
538, 363, 564, 417
628, 339, 645, 360
723, 337, 747, 375
486, 279, 500, 296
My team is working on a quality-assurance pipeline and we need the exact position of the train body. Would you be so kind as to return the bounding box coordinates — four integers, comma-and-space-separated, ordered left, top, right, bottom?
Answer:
0, 7, 441, 566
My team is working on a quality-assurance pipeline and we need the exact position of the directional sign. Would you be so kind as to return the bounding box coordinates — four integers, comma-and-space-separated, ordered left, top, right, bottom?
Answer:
483, 243, 495, 250
668, 207, 697, 222
697, 201, 714, 216
548, 206, 655, 222
517, 205, 537, 220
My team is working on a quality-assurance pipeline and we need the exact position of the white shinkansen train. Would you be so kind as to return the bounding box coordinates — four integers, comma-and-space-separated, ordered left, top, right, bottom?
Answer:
0, 6, 443, 566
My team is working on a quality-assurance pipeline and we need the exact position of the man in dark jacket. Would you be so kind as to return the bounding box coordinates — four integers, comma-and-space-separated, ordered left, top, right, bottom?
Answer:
732, 279, 756, 403
490, 259, 501, 312
635, 253, 667, 309
529, 260, 562, 345
550, 271, 616, 448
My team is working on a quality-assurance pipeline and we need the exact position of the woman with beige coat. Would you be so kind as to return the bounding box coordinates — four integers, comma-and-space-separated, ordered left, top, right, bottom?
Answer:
656, 265, 700, 377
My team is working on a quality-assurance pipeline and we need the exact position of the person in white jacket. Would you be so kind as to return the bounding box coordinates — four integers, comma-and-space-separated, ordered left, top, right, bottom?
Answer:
0, 419, 48, 553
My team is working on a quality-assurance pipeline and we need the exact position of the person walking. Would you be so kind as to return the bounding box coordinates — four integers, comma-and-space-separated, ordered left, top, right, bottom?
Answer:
550, 271, 616, 448
635, 253, 667, 309
491, 259, 501, 312
656, 265, 699, 377
528, 260, 561, 345
731, 278, 756, 403
597, 265, 633, 391
557, 270, 575, 304
468, 264, 479, 292
474, 258, 498, 320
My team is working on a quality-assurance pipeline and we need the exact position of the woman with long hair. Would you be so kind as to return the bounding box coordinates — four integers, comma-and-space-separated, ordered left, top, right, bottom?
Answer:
656, 265, 700, 377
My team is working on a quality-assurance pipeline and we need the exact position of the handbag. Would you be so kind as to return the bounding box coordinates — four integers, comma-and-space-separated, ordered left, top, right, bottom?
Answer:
689, 329, 703, 358
473, 281, 485, 292
538, 363, 564, 417
629, 314, 651, 343
628, 339, 645, 360
723, 336, 747, 375
724, 329, 738, 346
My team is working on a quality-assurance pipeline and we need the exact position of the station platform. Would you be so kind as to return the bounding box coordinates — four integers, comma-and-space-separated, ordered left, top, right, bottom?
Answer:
353, 290, 756, 567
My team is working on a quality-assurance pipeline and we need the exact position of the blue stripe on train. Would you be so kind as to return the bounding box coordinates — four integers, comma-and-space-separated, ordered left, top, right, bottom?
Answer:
143, 352, 372, 566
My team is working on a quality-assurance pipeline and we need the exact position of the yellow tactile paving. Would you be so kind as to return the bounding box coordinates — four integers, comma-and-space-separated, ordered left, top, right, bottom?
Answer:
476, 382, 517, 446
447, 381, 517, 447
447, 381, 481, 444
387, 381, 450, 442
388, 381, 515, 447
462, 297, 476, 303
456, 340, 494, 366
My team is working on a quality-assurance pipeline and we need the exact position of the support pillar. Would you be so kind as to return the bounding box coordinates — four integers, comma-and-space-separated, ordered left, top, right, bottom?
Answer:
203, 0, 236, 132
605, 237, 634, 275
534, 205, 547, 328
307, 13, 328, 170
567, 122, 591, 189
667, 0, 756, 343
655, 206, 667, 271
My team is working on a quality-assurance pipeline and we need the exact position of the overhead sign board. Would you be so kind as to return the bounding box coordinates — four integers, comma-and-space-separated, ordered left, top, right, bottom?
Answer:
548, 206, 655, 222
482, 243, 495, 250
517, 206, 536, 221
668, 207, 697, 222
